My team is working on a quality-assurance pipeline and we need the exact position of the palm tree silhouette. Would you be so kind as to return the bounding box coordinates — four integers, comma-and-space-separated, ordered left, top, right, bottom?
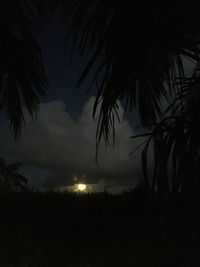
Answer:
0, 157, 27, 194
60, 0, 200, 196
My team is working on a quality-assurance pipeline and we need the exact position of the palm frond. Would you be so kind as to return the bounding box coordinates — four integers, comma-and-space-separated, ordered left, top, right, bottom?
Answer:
138, 90, 200, 197
0, 0, 47, 138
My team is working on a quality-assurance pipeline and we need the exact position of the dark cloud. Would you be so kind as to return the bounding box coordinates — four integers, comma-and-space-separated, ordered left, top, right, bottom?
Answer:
0, 97, 145, 191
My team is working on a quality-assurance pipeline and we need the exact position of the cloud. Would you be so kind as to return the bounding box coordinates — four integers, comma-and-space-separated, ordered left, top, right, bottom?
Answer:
0, 97, 145, 190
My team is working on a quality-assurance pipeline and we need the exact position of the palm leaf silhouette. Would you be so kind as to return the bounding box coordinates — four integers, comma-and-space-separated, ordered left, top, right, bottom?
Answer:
135, 63, 200, 197
0, 0, 47, 138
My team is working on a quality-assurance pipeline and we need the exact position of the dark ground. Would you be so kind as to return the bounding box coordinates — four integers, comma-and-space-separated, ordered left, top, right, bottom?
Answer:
0, 190, 200, 267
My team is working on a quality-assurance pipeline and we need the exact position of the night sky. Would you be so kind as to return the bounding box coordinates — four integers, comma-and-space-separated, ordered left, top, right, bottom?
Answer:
0, 7, 195, 193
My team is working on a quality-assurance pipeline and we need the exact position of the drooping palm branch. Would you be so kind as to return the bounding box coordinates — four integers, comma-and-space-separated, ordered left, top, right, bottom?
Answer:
59, 0, 200, 148
0, 0, 47, 138
134, 64, 200, 197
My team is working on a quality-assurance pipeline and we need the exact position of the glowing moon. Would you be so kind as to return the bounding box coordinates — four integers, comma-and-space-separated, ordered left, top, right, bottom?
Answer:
76, 183, 87, 192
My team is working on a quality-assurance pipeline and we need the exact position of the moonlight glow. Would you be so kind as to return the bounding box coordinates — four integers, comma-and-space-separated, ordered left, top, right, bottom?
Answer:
76, 183, 87, 192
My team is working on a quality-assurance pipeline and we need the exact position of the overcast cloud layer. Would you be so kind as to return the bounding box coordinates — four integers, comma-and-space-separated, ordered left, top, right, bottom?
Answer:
0, 97, 145, 191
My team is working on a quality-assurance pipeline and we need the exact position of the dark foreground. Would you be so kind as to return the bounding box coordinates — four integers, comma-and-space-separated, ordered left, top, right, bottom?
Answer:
0, 190, 200, 267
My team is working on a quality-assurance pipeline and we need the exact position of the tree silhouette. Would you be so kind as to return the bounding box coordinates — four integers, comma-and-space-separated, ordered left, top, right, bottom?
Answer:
59, 0, 200, 197
0, 157, 28, 194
